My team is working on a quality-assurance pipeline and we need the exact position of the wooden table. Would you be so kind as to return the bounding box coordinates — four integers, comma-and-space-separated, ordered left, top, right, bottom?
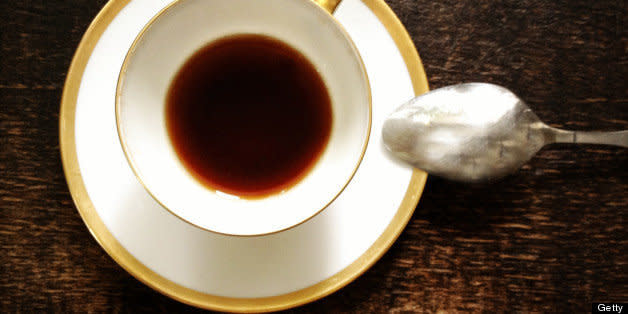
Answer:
1, 0, 626, 312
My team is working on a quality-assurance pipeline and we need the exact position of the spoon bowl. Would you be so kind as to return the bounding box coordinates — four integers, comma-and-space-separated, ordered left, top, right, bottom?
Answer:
383, 83, 627, 182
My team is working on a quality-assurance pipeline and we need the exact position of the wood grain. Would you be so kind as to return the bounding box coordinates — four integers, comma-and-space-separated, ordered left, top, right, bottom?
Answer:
1, 0, 626, 312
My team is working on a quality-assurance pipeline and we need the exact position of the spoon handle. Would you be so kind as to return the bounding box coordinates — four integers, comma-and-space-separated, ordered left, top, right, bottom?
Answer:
548, 128, 628, 148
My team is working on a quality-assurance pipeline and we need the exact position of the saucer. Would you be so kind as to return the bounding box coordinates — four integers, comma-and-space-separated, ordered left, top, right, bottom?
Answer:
60, 0, 429, 312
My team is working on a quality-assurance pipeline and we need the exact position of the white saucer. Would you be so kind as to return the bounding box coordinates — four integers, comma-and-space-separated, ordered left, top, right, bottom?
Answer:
60, 0, 429, 312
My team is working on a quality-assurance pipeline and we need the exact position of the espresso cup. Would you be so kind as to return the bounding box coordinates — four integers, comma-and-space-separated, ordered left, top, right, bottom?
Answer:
116, 0, 371, 236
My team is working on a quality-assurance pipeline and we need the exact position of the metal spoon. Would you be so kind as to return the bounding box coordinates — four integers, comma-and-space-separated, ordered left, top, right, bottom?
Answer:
382, 83, 627, 182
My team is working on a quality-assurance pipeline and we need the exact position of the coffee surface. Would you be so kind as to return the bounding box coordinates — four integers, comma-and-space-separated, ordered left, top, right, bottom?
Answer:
166, 34, 332, 198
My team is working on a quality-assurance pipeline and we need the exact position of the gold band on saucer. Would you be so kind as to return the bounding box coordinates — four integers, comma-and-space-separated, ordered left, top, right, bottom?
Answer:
60, 0, 429, 312
315, 0, 342, 13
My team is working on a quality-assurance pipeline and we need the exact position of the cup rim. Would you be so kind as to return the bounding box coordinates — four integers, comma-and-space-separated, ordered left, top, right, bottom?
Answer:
115, 0, 372, 237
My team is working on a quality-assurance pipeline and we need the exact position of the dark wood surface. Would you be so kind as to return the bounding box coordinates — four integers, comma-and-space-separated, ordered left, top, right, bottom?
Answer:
1, 0, 626, 312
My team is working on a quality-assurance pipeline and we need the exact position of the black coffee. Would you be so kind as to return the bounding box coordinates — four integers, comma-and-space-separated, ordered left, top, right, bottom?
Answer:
166, 34, 332, 198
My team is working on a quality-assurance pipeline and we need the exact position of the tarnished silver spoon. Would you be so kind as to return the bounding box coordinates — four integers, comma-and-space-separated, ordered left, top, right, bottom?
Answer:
382, 83, 627, 182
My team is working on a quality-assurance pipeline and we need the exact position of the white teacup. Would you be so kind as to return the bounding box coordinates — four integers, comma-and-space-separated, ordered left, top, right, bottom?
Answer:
116, 0, 371, 236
